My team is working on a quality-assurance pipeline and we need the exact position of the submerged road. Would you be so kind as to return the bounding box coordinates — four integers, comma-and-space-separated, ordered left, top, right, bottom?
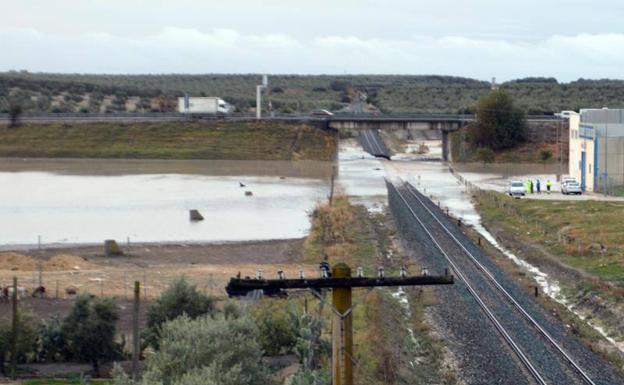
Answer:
358, 129, 391, 159
388, 180, 622, 385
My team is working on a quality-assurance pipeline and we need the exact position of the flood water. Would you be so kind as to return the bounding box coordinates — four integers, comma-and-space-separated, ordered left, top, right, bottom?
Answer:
0, 158, 332, 246
336, 140, 387, 212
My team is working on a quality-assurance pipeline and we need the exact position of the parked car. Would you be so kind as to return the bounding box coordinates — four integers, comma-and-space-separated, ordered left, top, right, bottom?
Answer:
561, 176, 577, 186
562, 181, 582, 195
310, 109, 334, 117
508, 180, 525, 197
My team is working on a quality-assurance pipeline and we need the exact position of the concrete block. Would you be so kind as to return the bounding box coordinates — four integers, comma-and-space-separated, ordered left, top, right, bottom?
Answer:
189, 209, 204, 221
104, 239, 123, 256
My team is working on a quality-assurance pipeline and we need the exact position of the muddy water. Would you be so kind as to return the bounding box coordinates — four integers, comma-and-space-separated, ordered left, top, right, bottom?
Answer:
0, 158, 332, 246
336, 140, 387, 212
0, 158, 333, 178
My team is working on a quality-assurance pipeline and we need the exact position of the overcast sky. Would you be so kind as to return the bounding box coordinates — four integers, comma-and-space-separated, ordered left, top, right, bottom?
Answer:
2, 0, 624, 81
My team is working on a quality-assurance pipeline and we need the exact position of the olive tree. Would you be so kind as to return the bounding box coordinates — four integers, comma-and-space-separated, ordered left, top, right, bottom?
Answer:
0, 311, 37, 376
470, 90, 527, 150
252, 299, 298, 355
145, 278, 216, 348
120, 314, 272, 385
8, 101, 23, 128
62, 295, 120, 376
36, 314, 69, 362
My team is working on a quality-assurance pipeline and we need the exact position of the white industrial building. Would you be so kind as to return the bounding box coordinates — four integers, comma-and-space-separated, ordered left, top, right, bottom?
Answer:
178, 96, 230, 114
569, 108, 624, 192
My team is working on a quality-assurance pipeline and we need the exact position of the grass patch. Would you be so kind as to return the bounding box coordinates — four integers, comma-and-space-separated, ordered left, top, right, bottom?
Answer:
303, 197, 457, 384
22, 380, 112, 385
474, 191, 624, 286
0, 121, 336, 161
302, 196, 383, 270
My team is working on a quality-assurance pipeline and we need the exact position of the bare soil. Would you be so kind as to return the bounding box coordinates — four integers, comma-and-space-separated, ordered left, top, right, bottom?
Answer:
0, 239, 320, 303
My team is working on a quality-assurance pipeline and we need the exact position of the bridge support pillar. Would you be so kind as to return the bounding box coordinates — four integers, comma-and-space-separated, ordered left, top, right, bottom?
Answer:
442, 131, 449, 161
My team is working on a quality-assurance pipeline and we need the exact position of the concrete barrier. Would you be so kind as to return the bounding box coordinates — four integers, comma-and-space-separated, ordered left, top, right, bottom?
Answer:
189, 209, 204, 221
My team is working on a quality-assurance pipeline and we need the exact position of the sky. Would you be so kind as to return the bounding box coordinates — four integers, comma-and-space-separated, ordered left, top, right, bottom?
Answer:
1, 0, 624, 81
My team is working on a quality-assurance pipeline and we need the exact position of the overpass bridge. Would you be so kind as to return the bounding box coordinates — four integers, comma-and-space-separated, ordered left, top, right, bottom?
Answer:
0, 111, 559, 125
0, 112, 560, 161
328, 114, 560, 160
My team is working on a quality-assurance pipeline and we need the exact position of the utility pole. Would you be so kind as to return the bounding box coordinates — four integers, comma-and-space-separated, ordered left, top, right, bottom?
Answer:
226, 262, 454, 385
332, 263, 353, 385
38, 260, 43, 288
132, 281, 141, 383
329, 164, 337, 206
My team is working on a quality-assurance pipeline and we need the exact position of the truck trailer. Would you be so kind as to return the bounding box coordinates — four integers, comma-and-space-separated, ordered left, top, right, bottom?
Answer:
178, 97, 230, 114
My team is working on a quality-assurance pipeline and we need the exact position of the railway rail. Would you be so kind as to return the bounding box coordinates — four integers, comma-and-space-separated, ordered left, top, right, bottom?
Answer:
389, 180, 614, 385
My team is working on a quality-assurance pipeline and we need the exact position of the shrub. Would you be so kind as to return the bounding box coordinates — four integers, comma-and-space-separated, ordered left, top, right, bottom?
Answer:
135, 314, 272, 385
62, 295, 121, 376
8, 101, 22, 128
540, 149, 553, 164
252, 300, 298, 355
145, 278, 216, 348
36, 314, 69, 362
0, 310, 37, 375
474, 147, 495, 164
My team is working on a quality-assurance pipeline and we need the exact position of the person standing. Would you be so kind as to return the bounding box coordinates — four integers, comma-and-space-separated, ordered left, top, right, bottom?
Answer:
529, 179, 534, 194
536, 179, 541, 194
546, 179, 552, 194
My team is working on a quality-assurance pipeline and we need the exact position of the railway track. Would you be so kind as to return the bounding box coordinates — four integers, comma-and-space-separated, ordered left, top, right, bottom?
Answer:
388, 180, 616, 385
358, 129, 390, 159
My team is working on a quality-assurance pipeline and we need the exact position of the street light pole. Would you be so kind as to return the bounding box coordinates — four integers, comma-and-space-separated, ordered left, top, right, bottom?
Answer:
256, 75, 268, 120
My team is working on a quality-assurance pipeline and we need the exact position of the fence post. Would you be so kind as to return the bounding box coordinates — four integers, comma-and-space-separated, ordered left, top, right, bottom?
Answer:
132, 281, 141, 383
10, 277, 18, 379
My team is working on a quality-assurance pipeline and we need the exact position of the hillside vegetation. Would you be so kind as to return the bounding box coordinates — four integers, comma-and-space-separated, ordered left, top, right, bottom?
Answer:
2, 72, 624, 114
0, 121, 337, 160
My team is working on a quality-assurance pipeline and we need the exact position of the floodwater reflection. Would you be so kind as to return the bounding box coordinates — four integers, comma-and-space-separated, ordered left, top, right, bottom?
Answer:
0, 159, 332, 246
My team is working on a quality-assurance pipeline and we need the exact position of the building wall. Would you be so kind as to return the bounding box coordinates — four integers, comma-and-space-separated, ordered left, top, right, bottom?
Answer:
569, 113, 596, 191
569, 109, 624, 191
596, 136, 624, 187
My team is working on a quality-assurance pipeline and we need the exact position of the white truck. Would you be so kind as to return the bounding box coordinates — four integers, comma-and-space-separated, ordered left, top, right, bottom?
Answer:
178, 97, 230, 114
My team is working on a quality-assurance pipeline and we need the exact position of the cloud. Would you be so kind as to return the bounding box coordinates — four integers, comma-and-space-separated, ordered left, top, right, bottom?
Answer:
1, 27, 624, 81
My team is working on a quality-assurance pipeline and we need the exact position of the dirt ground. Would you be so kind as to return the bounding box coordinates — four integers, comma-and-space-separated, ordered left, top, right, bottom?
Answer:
0, 239, 320, 302
0, 239, 324, 380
